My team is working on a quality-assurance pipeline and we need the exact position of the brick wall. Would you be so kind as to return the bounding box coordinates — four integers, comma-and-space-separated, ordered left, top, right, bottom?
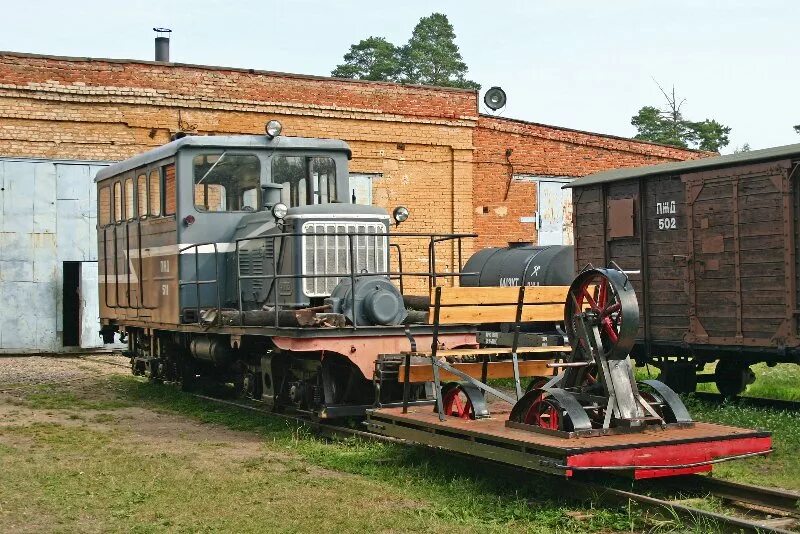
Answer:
473, 116, 708, 248
0, 52, 707, 290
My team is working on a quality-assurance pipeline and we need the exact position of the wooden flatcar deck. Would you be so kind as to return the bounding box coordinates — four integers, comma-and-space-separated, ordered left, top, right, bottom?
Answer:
366, 405, 772, 479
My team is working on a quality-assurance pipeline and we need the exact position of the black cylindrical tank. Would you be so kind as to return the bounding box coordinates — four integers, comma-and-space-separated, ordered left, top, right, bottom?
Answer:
460, 244, 575, 287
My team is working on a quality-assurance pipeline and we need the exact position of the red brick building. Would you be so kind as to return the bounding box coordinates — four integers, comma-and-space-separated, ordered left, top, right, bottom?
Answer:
0, 50, 708, 351
0, 51, 706, 251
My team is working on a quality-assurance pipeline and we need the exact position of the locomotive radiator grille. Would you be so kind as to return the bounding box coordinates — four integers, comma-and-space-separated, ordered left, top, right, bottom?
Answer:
302, 221, 388, 297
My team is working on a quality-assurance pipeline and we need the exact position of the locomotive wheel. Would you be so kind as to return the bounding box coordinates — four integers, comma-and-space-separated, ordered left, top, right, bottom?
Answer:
436, 382, 487, 420
564, 268, 639, 360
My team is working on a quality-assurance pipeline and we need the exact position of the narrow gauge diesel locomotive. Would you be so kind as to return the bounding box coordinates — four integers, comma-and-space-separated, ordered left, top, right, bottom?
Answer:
96, 122, 498, 418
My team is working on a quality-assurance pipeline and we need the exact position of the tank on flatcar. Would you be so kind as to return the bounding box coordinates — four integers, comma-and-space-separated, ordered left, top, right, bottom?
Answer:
460, 243, 574, 287
569, 143, 800, 396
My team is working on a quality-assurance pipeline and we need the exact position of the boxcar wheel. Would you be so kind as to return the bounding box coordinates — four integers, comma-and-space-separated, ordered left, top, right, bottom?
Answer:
657, 361, 697, 394
714, 360, 755, 398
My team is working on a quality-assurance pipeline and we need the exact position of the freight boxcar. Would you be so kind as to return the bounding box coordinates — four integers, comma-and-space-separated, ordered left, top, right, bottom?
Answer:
568, 143, 800, 396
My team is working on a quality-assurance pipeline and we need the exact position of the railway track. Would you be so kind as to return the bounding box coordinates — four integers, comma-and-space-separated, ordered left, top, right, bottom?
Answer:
692, 391, 800, 412
77, 355, 800, 533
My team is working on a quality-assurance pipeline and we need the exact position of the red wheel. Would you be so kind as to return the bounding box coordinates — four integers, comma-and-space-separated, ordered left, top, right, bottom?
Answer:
441, 384, 475, 420
523, 395, 565, 430
565, 269, 638, 361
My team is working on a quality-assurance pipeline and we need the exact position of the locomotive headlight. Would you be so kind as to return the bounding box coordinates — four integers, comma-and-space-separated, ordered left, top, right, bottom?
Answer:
272, 202, 288, 220
265, 120, 283, 139
392, 205, 409, 225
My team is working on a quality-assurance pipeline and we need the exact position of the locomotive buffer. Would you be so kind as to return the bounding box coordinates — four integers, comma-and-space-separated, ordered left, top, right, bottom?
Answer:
367, 268, 773, 479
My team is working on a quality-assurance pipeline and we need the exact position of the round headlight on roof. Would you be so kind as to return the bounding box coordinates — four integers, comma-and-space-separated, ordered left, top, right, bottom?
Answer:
272, 202, 288, 220
392, 206, 409, 225
265, 120, 283, 139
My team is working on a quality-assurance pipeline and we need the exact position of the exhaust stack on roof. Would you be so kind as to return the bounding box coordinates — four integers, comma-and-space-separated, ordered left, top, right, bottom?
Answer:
153, 28, 171, 62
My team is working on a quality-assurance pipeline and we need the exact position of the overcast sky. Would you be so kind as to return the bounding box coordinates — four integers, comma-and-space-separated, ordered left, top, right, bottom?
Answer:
3, 0, 797, 152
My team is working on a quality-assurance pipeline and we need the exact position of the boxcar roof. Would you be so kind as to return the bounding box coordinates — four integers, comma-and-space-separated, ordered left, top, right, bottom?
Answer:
94, 135, 352, 182
566, 141, 800, 189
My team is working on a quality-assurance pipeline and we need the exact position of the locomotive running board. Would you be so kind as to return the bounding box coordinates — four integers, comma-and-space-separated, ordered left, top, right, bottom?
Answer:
365, 406, 772, 479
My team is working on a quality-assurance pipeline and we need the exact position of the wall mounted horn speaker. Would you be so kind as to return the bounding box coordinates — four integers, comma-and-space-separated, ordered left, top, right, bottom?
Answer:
484, 86, 507, 111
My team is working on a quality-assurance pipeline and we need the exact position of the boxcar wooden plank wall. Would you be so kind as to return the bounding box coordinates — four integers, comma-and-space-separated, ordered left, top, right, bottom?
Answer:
684, 161, 795, 347
643, 175, 689, 345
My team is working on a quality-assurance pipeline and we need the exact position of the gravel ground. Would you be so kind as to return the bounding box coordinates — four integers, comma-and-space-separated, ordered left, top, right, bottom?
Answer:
0, 354, 129, 391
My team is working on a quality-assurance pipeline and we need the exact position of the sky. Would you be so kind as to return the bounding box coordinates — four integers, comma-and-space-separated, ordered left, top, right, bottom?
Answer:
2, 0, 797, 153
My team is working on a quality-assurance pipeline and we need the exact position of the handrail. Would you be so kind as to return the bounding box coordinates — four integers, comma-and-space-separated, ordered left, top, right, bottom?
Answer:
186, 230, 480, 330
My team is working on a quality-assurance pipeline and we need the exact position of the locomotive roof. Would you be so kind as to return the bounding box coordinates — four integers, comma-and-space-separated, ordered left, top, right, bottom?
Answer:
95, 134, 352, 182
566, 141, 800, 189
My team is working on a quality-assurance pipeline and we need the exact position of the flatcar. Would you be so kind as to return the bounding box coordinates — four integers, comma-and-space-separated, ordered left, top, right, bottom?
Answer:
568, 143, 800, 396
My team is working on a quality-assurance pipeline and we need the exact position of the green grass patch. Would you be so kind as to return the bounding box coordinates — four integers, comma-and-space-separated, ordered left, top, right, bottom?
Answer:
1, 376, 647, 533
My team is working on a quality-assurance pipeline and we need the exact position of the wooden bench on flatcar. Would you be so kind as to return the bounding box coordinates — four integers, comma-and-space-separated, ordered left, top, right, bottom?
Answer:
395, 285, 572, 420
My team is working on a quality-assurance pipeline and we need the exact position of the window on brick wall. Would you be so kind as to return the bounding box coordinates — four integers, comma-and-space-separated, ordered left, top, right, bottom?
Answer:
349, 173, 379, 205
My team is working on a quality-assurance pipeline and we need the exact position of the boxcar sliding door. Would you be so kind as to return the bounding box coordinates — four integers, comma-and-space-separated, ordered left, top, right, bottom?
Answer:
683, 160, 795, 347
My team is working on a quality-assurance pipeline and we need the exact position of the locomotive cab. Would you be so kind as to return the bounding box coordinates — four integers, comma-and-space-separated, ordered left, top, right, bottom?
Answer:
96, 122, 405, 328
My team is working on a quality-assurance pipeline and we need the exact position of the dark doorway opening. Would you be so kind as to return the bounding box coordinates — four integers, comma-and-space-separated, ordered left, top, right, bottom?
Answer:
63, 261, 81, 347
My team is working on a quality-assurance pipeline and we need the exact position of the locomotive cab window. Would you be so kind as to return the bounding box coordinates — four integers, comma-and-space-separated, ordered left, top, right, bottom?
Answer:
113, 181, 123, 222
136, 173, 148, 217
272, 155, 337, 207
148, 170, 161, 216
124, 177, 135, 220
99, 186, 111, 226
193, 153, 261, 212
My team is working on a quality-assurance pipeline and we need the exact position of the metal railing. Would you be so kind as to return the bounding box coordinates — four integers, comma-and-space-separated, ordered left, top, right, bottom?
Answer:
227, 230, 477, 329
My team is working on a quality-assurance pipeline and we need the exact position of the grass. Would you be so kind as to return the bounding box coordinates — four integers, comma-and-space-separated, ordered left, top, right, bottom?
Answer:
1, 376, 641, 533
3, 361, 799, 533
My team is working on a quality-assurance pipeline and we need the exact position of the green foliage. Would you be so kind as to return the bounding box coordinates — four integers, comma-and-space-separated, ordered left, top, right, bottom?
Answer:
631, 84, 731, 152
692, 119, 731, 151
332, 13, 479, 90
400, 13, 480, 90
331, 36, 401, 82
631, 105, 691, 148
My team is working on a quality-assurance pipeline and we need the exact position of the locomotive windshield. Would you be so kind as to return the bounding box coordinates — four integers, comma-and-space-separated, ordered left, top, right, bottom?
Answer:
193, 152, 261, 212
272, 155, 337, 207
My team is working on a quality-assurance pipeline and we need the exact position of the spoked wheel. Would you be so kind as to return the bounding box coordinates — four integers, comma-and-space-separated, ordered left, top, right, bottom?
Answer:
564, 268, 639, 360
525, 375, 550, 393
522, 395, 574, 432
438, 382, 482, 420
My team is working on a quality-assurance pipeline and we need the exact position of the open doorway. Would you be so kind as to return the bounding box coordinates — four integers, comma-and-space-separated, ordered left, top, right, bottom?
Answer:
62, 261, 81, 346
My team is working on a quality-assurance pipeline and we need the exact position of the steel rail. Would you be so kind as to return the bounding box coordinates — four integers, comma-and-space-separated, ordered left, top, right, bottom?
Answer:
77, 356, 799, 533
691, 391, 800, 412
